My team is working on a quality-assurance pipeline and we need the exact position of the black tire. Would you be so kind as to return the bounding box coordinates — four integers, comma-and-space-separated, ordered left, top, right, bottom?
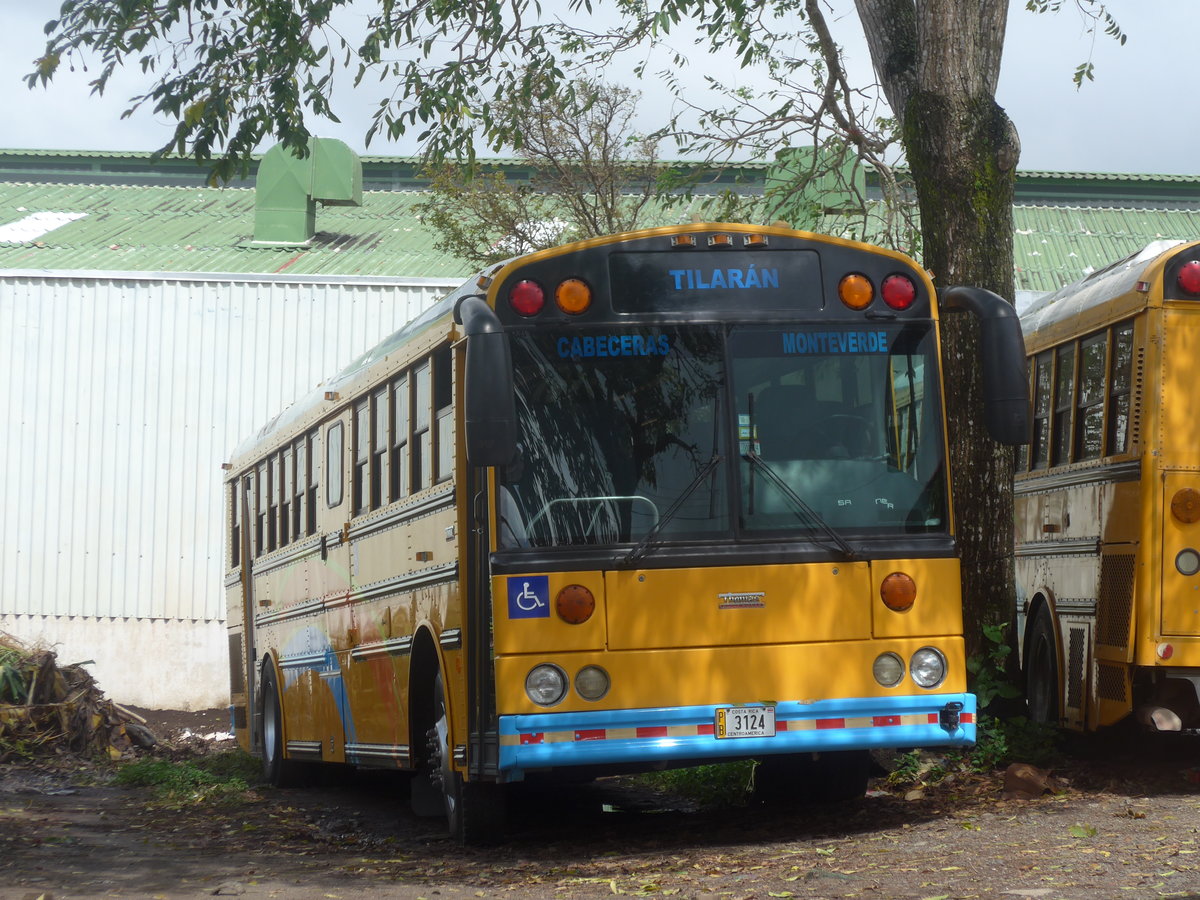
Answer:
260, 663, 312, 788
426, 673, 506, 844
1025, 604, 1061, 726
754, 750, 870, 805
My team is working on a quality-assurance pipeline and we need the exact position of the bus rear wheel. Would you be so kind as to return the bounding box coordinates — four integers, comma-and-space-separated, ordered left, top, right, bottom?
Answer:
425, 673, 506, 844
1025, 605, 1061, 726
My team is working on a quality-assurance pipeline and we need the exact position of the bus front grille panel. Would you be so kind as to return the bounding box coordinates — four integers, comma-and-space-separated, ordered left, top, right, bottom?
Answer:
1097, 662, 1127, 702
1096, 553, 1135, 650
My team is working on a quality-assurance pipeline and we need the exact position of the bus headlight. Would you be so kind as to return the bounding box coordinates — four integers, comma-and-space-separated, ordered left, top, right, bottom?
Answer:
525, 664, 568, 706
575, 665, 610, 701
873, 652, 905, 687
910, 647, 947, 689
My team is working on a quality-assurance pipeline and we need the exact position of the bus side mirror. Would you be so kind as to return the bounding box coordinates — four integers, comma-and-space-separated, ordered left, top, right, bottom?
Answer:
939, 286, 1030, 446
456, 296, 519, 467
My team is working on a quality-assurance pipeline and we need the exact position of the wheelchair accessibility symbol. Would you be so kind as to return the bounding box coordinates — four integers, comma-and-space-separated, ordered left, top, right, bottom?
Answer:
507, 575, 550, 619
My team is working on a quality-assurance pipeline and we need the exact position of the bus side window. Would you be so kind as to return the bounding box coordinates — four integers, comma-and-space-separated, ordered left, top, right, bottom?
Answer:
1074, 332, 1107, 461
229, 481, 241, 569
1107, 322, 1134, 455
353, 400, 369, 515
1031, 351, 1053, 470
413, 360, 431, 492
306, 429, 319, 533
327, 421, 345, 508
433, 345, 453, 482
292, 438, 304, 540
1051, 343, 1075, 466
280, 447, 293, 545
392, 375, 410, 501
372, 387, 389, 509
255, 464, 268, 556
268, 457, 279, 552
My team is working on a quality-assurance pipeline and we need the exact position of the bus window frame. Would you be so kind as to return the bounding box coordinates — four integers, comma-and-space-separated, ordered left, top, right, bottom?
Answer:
327, 421, 345, 509
1051, 343, 1076, 467
1073, 331, 1108, 462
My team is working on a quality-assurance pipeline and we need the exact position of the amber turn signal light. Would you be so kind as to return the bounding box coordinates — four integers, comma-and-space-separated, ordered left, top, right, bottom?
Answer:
556, 584, 596, 624
880, 572, 917, 612
555, 278, 592, 314
838, 273, 874, 310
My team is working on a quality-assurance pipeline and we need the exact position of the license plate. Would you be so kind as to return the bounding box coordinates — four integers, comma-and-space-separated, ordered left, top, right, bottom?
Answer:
715, 705, 776, 739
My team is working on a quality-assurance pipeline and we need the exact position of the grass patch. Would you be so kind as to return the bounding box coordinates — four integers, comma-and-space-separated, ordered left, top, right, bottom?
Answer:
634, 760, 756, 807
114, 750, 261, 806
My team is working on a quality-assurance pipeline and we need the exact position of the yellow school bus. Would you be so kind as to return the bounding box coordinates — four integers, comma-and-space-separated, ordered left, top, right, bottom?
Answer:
225, 223, 1028, 842
1017, 239, 1200, 733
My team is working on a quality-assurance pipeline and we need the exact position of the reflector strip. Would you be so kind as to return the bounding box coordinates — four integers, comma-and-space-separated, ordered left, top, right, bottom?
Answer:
500, 710, 973, 746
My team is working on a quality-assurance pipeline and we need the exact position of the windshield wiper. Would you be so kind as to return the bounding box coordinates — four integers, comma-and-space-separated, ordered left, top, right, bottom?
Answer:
621, 453, 723, 567
741, 451, 859, 560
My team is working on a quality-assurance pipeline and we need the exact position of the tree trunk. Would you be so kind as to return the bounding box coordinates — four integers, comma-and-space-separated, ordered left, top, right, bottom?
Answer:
857, 0, 1019, 660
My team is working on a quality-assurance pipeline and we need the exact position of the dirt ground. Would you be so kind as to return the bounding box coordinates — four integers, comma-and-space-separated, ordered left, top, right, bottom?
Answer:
4, 710, 1200, 900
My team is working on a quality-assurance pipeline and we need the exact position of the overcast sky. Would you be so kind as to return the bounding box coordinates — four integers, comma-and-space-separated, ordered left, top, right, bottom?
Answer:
1, 1, 1189, 176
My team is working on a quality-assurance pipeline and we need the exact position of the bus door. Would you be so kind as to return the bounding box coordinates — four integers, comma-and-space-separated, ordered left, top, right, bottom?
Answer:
284, 415, 353, 765
1161, 471, 1200, 637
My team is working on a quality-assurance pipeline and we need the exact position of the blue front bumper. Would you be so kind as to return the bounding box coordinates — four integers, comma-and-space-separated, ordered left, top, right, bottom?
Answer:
498, 693, 975, 779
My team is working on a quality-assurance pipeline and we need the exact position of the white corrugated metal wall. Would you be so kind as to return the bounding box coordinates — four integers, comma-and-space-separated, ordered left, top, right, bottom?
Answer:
0, 271, 458, 706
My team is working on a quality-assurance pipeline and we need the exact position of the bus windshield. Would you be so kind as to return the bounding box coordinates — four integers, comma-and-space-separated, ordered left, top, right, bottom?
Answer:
498, 322, 946, 549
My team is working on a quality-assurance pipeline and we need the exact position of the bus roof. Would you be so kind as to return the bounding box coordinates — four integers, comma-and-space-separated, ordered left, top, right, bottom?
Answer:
227, 280, 474, 467
1020, 239, 1193, 338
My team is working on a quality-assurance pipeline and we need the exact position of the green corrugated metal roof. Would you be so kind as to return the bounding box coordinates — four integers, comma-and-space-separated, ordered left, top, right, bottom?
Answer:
0, 181, 475, 277
1012, 205, 1200, 293
2, 170, 1199, 293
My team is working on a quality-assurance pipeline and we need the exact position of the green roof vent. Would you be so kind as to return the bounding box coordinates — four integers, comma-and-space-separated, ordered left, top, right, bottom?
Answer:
253, 138, 363, 244
764, 147, 864, 231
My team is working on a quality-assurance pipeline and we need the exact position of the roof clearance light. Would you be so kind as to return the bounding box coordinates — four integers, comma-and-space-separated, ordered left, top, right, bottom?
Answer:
708, 233, 734, 247
881, 274, 918, 310
555, 278, 592, 315
743, 234, 769, 247
1178, 260, 1200, 296
509, 279, 545, 316
880, 572, 917, 612
839, 273, 874, 310
671, 234, 697, 248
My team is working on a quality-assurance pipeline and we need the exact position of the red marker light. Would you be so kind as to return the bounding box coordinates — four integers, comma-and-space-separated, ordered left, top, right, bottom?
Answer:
1178, 260, 1200, 296
881, 274, 917, 310
509, 280, 545, 316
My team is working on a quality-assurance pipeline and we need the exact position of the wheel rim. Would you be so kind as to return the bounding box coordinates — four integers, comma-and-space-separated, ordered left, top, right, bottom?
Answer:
263, 683, 279, 764
434, 686, 458, 823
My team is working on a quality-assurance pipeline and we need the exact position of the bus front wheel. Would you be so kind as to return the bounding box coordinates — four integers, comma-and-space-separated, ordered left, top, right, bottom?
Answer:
1025, 605, 1061, 726
425, 672, 506, 844
260, 663, 312, 788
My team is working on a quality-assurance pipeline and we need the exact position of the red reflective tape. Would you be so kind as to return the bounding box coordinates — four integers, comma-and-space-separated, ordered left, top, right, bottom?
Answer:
519, 732, 544, 745
637, 726, 669, 738
776, 720, 788, 731
961, 713, 975, 724
873, 715, 901, 727
927, 713, 939, 724
575, 729, 606, 741
816, 718, 845, 729
697, 723, 715, 735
